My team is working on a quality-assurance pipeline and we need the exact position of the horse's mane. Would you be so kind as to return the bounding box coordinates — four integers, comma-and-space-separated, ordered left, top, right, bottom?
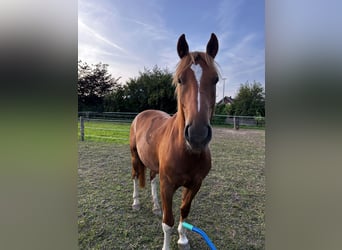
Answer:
172, 52, 220, 86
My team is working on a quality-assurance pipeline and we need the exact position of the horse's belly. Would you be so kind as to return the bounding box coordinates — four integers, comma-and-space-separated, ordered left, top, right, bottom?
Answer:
133, 110, 170, 172
136, 142, 159, 172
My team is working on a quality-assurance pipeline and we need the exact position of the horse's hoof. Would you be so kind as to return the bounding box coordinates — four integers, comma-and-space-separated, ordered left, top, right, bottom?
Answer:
152, 207, 162, 216
178, 242, 190, 250
132, 204, 140, 211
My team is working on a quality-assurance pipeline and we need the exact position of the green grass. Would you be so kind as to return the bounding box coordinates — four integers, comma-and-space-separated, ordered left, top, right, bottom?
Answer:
78, 120, 131, 144
77, 120, 264, 146
78, 127, 265, 249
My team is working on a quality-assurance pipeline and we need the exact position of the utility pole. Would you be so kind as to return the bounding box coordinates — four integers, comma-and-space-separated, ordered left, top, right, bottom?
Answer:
222, 77, 226, 100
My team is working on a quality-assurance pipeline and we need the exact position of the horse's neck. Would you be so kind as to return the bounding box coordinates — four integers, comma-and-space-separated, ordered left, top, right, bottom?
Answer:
168, 112, 185, 143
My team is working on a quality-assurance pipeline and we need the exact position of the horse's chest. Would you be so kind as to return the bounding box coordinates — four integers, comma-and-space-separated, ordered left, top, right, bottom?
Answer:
184, 160, 211, 178
163, 153, 211, 185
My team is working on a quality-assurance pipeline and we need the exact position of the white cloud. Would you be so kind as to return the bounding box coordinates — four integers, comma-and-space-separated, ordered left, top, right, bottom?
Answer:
78, 0, 264, 98
78, 19, 126, 53
78, 20, 127, 54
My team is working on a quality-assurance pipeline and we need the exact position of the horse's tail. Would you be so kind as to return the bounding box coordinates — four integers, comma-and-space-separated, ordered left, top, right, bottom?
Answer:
130, 152, 146, 188
130, 116, 146, 188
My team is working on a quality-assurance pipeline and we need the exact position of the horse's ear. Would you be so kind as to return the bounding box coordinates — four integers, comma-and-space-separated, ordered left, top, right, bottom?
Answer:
206, 33, 219, 58
177, 34, 189, 59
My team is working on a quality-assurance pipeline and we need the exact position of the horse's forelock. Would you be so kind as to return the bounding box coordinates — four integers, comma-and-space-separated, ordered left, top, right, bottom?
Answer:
172, 52, 219, 87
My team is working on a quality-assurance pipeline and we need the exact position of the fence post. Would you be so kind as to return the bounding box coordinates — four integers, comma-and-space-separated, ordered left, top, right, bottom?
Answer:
234, 116, 240, 130
80, 116, 84, 141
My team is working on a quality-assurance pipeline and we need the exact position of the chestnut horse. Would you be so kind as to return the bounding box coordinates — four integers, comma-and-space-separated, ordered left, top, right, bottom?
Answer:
129, 33, 219, 250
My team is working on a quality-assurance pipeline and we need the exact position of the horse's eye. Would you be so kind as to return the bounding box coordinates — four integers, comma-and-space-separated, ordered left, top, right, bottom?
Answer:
214, 76, 219, 84
178, 78, 182, 84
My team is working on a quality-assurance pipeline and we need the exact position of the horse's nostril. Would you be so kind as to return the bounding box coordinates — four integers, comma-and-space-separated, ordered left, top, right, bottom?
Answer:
184, 124, 212, 150
206, 125, 212, 142
184, 124, 191, 142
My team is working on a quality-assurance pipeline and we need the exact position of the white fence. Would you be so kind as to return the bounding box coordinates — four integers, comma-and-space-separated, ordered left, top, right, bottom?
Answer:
78, 112, 264, 126
78, 116, 131, 142
78, 112, 137, 123
78, 112, 264, 142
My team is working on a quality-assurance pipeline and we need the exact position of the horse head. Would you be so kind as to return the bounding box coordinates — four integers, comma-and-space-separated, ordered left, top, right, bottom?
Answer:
174, 33, 219, 152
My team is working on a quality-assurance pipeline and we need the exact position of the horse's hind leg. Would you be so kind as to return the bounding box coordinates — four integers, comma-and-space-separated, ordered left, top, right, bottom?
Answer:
132, 175, 140, 210
150, 171, 161, 215
130, 147, 146, 211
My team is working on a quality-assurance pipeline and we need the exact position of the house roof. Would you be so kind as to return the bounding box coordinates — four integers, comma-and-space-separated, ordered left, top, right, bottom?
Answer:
217, 96, 234, 105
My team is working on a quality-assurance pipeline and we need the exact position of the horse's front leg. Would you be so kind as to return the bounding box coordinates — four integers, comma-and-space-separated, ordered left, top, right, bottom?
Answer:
177, 184, 202, 250
160, 177, 175, 250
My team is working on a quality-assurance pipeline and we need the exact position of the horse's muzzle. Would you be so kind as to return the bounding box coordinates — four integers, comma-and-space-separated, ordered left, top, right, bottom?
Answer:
184, 124, 212, 152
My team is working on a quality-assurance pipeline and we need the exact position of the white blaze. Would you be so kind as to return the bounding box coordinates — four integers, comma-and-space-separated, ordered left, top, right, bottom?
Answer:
190, 63, 203, 112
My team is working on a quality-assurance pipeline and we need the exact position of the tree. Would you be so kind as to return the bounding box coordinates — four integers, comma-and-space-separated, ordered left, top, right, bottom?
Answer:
103, 85, 127, 112
215, 103, 232, 115
231, 81, 265, 116
104, 66, 176, 113
78, 61, 120, 111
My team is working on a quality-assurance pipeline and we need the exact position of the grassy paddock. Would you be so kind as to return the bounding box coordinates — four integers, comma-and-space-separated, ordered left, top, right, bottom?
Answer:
78, 126, 265, 249
78, 120, 131, 144
77, 120, 265, 144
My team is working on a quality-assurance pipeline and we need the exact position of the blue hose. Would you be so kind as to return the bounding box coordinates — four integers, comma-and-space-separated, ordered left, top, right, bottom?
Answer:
182, 222, 217, 250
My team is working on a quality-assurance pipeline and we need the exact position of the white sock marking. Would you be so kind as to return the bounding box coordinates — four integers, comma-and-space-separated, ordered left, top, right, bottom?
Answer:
191, 63, 203, 112
177, 221, 189, 245
162, 223, 172, 250
132, 177, 140, 207
151, 178, 160, 211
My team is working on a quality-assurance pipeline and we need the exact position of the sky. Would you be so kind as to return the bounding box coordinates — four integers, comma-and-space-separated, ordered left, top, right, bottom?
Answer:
78, 0, 264, 101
